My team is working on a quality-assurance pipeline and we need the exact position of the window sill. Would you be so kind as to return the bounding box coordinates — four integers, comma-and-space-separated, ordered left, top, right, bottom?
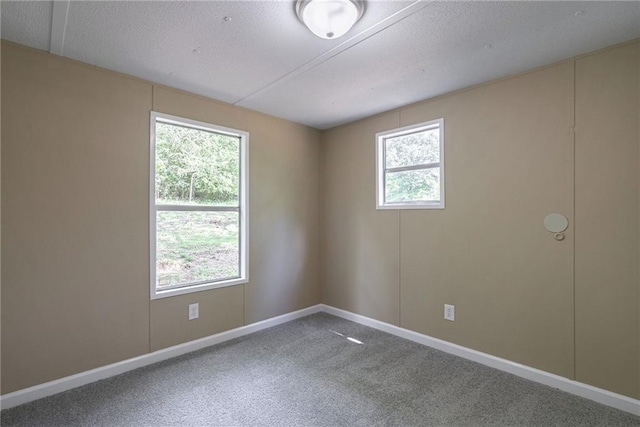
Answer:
151, 277, 248, 300
376, 202, 445, 210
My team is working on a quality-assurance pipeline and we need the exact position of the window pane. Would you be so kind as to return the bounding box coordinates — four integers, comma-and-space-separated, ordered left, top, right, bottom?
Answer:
385, 168, 440, 203
156, 211, 239, 289
385, 128, 439, 169
155, 122, 240, 206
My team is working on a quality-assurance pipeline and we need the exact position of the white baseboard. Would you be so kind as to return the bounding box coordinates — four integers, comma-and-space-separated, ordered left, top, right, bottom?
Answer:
0, 304, 323, 410
2, 303, 639, 417
320, 304, 640, 417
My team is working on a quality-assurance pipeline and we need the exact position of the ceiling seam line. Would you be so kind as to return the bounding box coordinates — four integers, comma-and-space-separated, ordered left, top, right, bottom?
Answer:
50, 0, 70, 56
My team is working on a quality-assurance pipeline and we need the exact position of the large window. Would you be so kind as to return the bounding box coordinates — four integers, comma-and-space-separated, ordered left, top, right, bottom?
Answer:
376, 118, 444, 209
150, 112, 248, 299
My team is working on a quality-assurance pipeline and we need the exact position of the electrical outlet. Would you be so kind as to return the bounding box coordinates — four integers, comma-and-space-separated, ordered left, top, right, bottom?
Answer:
188, 303, 199, 320
444, 304, 455, 321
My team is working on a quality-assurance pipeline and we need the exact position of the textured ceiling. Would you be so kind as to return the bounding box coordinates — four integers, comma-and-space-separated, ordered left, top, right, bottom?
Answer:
2, 1, 639, 129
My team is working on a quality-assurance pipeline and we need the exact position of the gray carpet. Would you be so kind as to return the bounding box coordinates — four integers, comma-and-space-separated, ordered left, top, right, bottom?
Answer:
1, 313, 639, 426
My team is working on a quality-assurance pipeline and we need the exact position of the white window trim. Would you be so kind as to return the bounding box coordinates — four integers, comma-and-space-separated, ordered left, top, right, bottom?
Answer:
376, 118, 445, 210
149, 111, 249, 300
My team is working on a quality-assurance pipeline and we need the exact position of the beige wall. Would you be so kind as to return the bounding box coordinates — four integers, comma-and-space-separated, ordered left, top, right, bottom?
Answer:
322, 41, 639, 398
2, 43, 152, 393
322, 111, 401, 325
574, 42, 639, 397
1, 42, 322, 393
1, 38, 4, 396
2, 38, 639, 401
150, 87, 322, 348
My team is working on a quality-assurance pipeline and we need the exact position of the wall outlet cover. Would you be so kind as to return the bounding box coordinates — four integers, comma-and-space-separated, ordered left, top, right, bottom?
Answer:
188, 303, 199, 320
444, 304, 455, 321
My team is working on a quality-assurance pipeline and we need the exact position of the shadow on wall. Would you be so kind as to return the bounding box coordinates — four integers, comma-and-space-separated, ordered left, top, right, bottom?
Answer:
255, 213, 306, 313
353, 216, 389, 318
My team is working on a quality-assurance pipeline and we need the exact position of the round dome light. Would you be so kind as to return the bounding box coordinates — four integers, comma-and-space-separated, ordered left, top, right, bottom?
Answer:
296, 0, 365, 40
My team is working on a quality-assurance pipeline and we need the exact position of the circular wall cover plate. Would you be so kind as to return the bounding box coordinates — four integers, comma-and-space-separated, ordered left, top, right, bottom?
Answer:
544, 213, 569, 233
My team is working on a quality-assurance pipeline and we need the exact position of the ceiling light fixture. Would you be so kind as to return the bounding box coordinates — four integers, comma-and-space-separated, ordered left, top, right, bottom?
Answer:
295, 0, 365, 40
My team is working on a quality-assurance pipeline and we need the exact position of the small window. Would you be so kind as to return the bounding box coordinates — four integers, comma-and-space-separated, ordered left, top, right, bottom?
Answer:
376, 118, 445, 209
150, 112, 248, 299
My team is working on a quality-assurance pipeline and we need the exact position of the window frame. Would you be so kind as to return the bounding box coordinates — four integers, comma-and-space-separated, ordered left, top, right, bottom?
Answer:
149, 111, 249, 300
376, 118, 445, 210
